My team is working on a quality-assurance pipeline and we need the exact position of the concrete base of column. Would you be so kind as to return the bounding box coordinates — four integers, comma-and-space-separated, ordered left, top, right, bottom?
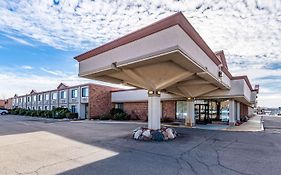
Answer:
229, 122, 236, 126
148, 95, 161, 130
185, 100, 195, 127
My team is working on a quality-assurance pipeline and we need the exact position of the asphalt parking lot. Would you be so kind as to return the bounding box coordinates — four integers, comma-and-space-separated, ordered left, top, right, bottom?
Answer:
1, 115, 281, 175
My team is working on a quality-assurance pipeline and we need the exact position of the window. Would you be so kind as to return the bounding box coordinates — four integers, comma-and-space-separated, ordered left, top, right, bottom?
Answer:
176, 101, 187, 120
33, 95, 36, 102
52, 92, 57, 100
71, 105, 77, 113
52, 106, 55, 110
81, 87, 89, 97
38, 95, 42, 101
45, 94, 49, 100
18, 98, 21, 103
115, 103, 124, 110
45, 106, 48, 110
27, 97, 31, 102
23, 97, 26, 102
38, 106, 41, 110
60, 91, 66, 99
71, 89, 78, 98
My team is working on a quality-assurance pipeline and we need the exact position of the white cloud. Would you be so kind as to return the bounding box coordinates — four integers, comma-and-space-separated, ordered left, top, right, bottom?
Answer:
2, 34, 34, 47
21, 65, 33, 70
0, 0, 280, 107
40, 67, 66, 77
0, 65, 129, 99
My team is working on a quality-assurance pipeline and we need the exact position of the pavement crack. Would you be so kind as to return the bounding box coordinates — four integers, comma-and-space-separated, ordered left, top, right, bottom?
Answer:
214, 140, 253, 175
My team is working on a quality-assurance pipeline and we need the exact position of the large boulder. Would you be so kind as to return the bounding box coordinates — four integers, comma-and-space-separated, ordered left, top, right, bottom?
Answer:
142, 130, 151, 138
134, 129, 143, 140
151, 130, 164, 141
166, 128, 175, 139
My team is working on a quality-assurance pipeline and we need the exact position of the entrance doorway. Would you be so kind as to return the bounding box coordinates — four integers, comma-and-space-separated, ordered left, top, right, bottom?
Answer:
176, 101, 187, 121
195, 104, 210, 124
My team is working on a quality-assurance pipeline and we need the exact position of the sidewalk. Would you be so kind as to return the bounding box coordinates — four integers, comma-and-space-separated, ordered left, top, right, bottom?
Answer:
226, 115, 264, 132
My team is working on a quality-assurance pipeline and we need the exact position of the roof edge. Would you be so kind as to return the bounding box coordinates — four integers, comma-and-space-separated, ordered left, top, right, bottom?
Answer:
232, 76, 253, 91
74, 12, 221, 67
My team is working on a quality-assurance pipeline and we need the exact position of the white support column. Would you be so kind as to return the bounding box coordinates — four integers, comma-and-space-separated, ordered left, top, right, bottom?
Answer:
185, 100, 195, 127
229, 99, 236, 126
236, 102, 241, 122
148, 91, 161, 130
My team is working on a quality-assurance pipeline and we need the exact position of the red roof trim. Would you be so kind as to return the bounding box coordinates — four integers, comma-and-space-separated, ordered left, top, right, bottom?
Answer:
74, 12, 221, 66
215, 50, 228, 69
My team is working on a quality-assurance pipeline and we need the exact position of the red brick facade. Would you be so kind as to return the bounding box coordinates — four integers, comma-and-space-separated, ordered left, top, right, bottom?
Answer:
124, 102, 148, 121
4, 98, 13, 109
0, 100, 5, 108
88, 84, 119, 119
162, 101, 176, 121
120, 101, 176, 121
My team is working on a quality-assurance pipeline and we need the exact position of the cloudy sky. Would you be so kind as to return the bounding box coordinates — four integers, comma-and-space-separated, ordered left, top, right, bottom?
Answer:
0, 0, 280, 107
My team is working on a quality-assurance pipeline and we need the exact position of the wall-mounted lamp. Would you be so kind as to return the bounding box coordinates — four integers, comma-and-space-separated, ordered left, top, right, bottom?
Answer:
148, 90, 161, 97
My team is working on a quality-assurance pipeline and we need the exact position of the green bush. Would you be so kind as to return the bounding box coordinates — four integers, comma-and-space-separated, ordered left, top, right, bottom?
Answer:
161, 117, 174, 123
99, 114, 112, 120
11, 108, 20, 115
25, 110, 32, 116
18, 108, 27, 115
110, 108, 124, 116
113, 112, 129, 120
37, 110, 47, 117
66, 112, 78, 119
43, 111, 53, 118
30, 110, 38, 117
53, 108, 70, 119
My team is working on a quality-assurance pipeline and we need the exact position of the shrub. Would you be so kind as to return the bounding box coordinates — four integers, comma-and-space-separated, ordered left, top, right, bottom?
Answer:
53, 108, 70, 119
36, 110, 43, 117
25, 110, 32, 116
161, 117, 174, 123
18, 109, 27, 115
110, 108, 124, 116
30, 110, 37, 117
240, 116, 248, 122
99, 114, 112, 120
113, 112, 129, 120
11, 108, 20, 115
66, 112, 78, 119
43, 111, 53, 118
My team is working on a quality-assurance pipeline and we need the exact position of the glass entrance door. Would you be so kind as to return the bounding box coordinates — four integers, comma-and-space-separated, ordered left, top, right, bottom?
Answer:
195, 104, 210, 124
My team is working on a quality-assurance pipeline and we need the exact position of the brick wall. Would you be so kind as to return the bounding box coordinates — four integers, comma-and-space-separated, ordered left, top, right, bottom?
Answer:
124, 102, 148, 121
88, 84, 119, 119
4, 98, 12, 109
162, 100, 176, 121
121, 100, 176, 121
0, 100, 5, 108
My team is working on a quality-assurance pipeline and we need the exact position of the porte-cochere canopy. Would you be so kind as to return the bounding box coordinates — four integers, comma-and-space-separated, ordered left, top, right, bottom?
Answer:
74, 12, 258, 129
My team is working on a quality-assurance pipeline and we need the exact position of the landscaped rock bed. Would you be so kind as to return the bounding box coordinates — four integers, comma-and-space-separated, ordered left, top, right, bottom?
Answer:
132, 127, 177, 141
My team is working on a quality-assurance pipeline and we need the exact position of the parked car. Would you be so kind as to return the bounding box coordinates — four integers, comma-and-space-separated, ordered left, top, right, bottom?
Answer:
0, 108, 9, 115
